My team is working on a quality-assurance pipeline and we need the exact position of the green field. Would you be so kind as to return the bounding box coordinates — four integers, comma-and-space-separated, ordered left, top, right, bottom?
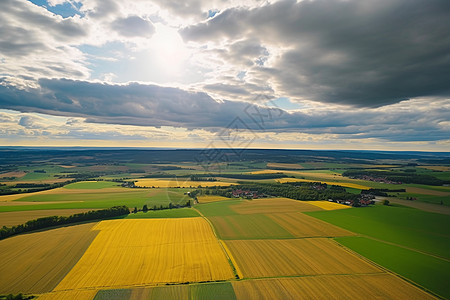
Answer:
64, 181, 120, 189
336, 236, 450, 299
195, 200, 241, 217
208, 214, 294, 240
190, 282, 236, 300
307, 204, 450, 259
94, 289, 131, 300
0, 189, 186, 213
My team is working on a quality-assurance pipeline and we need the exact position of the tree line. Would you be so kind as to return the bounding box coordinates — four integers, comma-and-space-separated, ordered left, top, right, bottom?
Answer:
0, 206, 130, 240
197, 182, 359, 201
343, 170, 447, 186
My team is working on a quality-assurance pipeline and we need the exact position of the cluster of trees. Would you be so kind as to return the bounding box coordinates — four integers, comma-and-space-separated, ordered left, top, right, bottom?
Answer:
0, 206, 129, 240
198, 182, 359, 201
133, 200, 192, 213
190, 175, 217, 182
343, 170, 447, 186
361, 188, 406, 197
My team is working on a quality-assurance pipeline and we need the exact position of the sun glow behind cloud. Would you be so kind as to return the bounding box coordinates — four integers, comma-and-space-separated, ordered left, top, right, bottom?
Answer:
0, 0, 449, 150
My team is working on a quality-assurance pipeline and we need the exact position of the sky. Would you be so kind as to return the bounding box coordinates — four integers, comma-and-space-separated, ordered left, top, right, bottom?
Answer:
0, 0, 449, 151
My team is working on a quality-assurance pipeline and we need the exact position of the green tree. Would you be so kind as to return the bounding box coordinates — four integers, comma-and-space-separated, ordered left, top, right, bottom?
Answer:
382, 199, 390, 206
142, 204, 148, 212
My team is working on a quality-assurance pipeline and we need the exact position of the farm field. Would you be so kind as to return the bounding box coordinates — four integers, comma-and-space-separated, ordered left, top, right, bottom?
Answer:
307, 205, 450, 259
336, 236, 450, 299
38, 290, 99, 300
53, 218, 235, 290
134, 178, 234, 188
268, 212, 354, 237
230, 198, 322, 214
207, 214, 294, 239
0, 185, 183, 212
0, 222, 99, 294
231, 273, 436, 300
0, 208, 96, 227
304, 200, 350, 210
225, 238, 381, 278
196, 195, 231, 203
308, 204, 450, 299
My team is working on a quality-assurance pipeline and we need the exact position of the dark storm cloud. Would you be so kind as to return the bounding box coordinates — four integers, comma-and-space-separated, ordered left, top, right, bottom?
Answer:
0, 78, 449, 142
111, 16, 155, 38
181, 0, 450, 107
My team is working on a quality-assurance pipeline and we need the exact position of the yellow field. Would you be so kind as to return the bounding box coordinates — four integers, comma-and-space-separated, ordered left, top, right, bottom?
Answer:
276, 177, 371, 190
0, 209, 96, 227
134, 178, 234, 188
232, 273, 436, 300
53, 218, 234, 290
197, 195, 231, 203
266, 163, 304, 169
249, 169, 286, 174
268, 213, 354, 237
0, 223, 98, 294
231, 198, 322, 214
38, 290, 98, 300
304, 200, 350, 210
225, 238, 380, 278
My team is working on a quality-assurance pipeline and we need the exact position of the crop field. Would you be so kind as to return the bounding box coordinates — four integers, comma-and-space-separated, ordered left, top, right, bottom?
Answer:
125, 282, 236, 300
307, 205, 450, 259
304, 200, 350, 210
231, 198, 322, 214
336, 236, 450, 299
0, 187, 180, 212
225, 238, 380, 278
0, 208, 96, 227
207, 214, 293, 239
195, 200, 242, 216
134, 178, 234, 188
53, 218, 234, 290
0, 222, 99, 294
197, 195, 231, 203
64, 181, 121, 189
38, 290, 99, 300
268, 213, 354, 237
231, 273, 436, 300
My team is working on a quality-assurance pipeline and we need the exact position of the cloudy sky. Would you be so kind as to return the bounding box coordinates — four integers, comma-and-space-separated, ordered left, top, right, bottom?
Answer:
0, 0, 449, 150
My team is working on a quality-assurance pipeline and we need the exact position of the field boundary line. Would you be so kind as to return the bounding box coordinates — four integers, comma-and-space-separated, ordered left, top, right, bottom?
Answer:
331, 238, 445, 300
193, 207, 243, 280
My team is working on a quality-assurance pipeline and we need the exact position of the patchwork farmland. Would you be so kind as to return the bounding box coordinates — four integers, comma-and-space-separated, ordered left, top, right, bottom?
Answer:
1, 149, 449, 299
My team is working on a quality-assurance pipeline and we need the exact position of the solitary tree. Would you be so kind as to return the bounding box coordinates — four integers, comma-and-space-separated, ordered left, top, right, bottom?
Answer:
133, 207, 138, 213
143, 204, 148, 212
382, 199, 390, 206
